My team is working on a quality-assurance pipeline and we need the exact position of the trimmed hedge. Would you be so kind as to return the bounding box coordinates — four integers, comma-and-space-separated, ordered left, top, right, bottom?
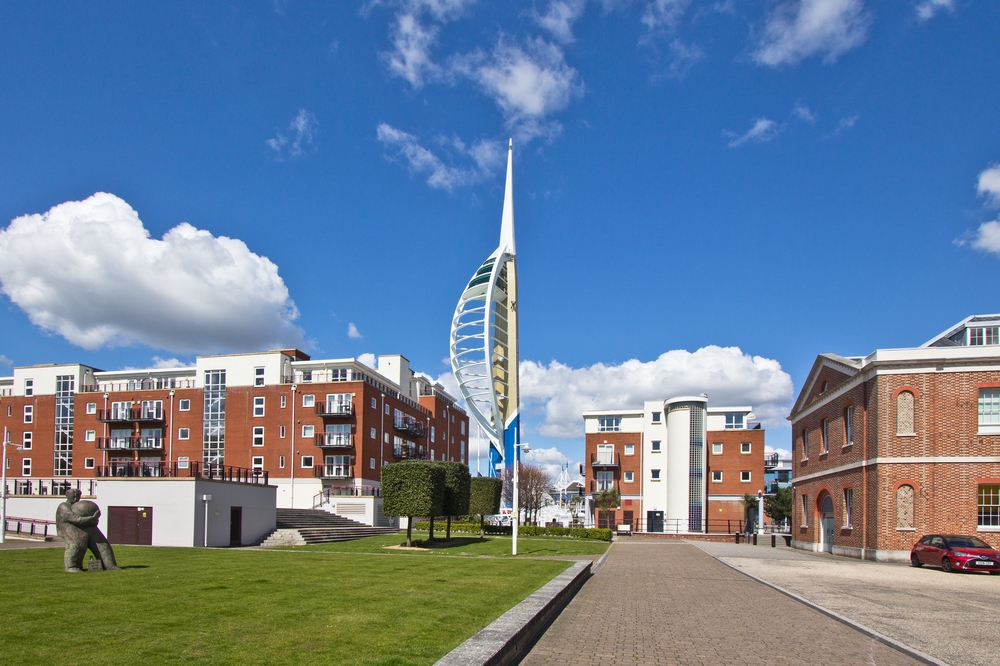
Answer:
411, 521, 612, 542
438, 461, 471, 517
381, 461, 444, 518
469, 477, 502, 516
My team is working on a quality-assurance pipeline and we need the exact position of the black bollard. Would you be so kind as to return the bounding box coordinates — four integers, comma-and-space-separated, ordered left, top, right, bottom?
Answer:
771, 534, 776, 548
752, 533, 758, 545
735, 532, 740, 544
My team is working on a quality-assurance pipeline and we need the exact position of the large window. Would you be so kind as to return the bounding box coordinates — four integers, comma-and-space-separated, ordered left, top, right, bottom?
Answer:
725, 413, 744, 429
203, 370, 226, 467
598, 416, 621, 432
843, 488, 854, 528
596, 471, 614, 490
978, 390, 1000, 427
844, 406, 854, 446
969, 326, 999, 346
596, 444, 614, 464
821, 419, 829, 454
896, 391, 915, 435
979, 484, 1000, 528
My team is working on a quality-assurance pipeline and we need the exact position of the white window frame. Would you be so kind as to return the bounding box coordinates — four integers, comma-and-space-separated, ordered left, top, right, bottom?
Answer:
251, 456, 264, 471
302, 425, 315, 438
624, 471, 634, 483
624, 444, 635, 456
253, 396, 265, 417
978, 389, 1000, 434
598, 416, 622, 432
651, 411, 661, 423
22, 432, 32, 450
86, 402, 97, 415
431, 426, 436, 442
178, 399, 191, 411
596, 470, 614, 491
650, 469, 661, 481
22, 458, 31, 476
280, 425, 286, 438
279, 455, 285, 469
84, 457, 95, 470
178, 428, 190, 440
370, 457, 376, 469
370, 427, 376, 440
254, 367, 265, 387
844, 405, 854, 447
651, 440, 661, 452
843, 488, 854, 528
301, 455, 314, 468
280, 395, 287, 408
302, 394, 315, 408
740, 441, 751, 454
371, 397, 377, 409
725, 413, 744, 429
712, 470, 723, 482
24, 379, 34, 396
740, 470, 751, 482
252, 426, 264, 447
821, 419, 829, 453
23, 405, 33, 424
85, 430, 96, 442
712, 442, 723, 455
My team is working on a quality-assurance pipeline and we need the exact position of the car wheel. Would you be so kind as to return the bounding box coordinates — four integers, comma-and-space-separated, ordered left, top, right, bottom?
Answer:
911, 554, 923, 568
941, 557, 953, 573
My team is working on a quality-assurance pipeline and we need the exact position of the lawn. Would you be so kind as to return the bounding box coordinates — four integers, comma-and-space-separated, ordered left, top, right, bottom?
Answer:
0, 543, 573, 665
287, 530, 611, 558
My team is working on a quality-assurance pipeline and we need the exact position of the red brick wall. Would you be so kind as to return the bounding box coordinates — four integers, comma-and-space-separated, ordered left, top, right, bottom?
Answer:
585, 431, 643, 497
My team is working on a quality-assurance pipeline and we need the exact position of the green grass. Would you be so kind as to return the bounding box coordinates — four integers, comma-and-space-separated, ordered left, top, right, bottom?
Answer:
0, 543, 572, 665
289, 530, 610, 558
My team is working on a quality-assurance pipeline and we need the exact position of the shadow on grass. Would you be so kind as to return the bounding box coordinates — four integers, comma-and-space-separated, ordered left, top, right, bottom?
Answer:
119, 565, 150, 570
411, 537, 487, 550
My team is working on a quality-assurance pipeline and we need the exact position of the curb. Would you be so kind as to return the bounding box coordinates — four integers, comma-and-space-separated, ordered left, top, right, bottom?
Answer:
704, 551, 949, 666
435, 559, 592, 666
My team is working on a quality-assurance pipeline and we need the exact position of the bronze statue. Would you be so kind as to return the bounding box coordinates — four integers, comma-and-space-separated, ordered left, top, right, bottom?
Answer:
55, 489, 121, 572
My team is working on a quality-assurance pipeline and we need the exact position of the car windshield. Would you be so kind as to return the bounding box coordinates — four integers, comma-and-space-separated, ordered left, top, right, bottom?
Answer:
946, 537, 991, 549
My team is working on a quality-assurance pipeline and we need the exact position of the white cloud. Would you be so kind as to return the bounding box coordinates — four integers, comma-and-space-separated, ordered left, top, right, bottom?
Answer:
727, 118, 780, 147
520, 346, 794, 438
915, 0, 954, 21
977, 164, 1000, 207
0, 193, 303, 353
830, 114, 858, 136
358, 352, 377, 369
380, 0, 476, 88
969, 221, 1000, 256
535, 0, 587, 43
376, 123, 504, 190
523, 446, 576, 482
347, 322, 363, 339
151, 357, 191, 369
753, 0, 871, 67
0, 354, 12, 368
642, 0, 691, 31
267, 109, 318, 160
792, 103, 816, 122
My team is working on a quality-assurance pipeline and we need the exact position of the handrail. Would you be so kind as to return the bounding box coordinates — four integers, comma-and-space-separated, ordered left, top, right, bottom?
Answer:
95, 461, 269, 485
3, 516, 56, 539
312, 485, 381, 508
4, 478, 97, 497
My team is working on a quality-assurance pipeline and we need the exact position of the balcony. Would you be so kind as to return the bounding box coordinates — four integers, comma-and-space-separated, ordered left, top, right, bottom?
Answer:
97, 408, 165, 424
764, 452, 779, 469
590, 452, 620, 469
314, 433, 354, 449
96, 461, 268, 485
96, 436, 164, 451
314, 465, 353, 479
392, 446, 427, 460
394, 415, 427, 439
316, 402, 354, 418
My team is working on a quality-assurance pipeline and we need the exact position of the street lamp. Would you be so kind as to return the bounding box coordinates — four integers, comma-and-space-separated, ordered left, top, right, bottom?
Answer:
512, 442, 530, 556
2, 427, 24, 545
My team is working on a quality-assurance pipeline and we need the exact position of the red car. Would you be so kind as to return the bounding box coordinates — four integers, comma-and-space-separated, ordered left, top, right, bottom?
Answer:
910, 534, 1000, 574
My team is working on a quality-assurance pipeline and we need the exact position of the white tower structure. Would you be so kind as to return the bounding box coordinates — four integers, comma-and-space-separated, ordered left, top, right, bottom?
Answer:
450, 140, 519, 476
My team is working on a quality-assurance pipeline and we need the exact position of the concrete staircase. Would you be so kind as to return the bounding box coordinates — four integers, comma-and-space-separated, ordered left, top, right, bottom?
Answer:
256, 509, 398, 546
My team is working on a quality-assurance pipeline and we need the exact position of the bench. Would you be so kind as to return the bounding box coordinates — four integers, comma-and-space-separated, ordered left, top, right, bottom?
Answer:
616, 524, 632, 536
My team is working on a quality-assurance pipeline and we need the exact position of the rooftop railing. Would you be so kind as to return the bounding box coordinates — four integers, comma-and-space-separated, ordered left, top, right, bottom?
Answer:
4, 478, 97, 497
95, 461, 269, 485
81, 378, 196, 393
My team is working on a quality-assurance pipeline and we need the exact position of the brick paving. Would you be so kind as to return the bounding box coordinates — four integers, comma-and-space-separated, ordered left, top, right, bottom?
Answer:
521, 540, 923, 665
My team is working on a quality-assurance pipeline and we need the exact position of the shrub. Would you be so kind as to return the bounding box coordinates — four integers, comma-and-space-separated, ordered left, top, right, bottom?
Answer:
438, 462, 471, 539
469, 477, 503, 538
381, 461, 444, 547
408, 522, 612, 541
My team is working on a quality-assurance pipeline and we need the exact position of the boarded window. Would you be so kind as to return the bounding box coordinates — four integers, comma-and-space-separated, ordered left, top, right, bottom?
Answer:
896, 485, 914, 529
896, 391, 914, 435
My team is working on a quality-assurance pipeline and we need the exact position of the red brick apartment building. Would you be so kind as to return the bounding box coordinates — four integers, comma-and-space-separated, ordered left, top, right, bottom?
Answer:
1, 351, 468, 510
583, 399, 769, 533
789, 315, 1000, 561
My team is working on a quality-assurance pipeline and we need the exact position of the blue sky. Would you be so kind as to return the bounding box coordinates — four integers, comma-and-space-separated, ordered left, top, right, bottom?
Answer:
2, 1, 999, 476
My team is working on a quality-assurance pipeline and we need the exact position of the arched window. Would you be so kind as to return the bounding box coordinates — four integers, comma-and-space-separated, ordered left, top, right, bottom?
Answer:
896, 484, 914, 529
896, 391, 914, 435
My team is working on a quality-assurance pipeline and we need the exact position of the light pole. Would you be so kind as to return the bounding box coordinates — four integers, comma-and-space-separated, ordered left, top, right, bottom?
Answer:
2, 427, 24, 545
512, 442, 530, 556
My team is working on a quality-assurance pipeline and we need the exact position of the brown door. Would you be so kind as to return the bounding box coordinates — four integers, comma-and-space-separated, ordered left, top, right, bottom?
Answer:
107, 507, 153, 545
622, 511, 634, 530
229, 507, 242, 546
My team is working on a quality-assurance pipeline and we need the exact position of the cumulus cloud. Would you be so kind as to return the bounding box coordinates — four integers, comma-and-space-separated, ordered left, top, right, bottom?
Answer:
969, 221, 1000, 256
727, 118, 780, 147
0, 193, 303, 353
520, 346, 794, 438
358, 352, 377, 369
151, 357, 191, 369
957, 164, 1000, 257
267, 109, 318, 160
347, 322, 363, 339
915, 0, 954, 21
376, 123, 504, 190
978, 164, 1000, 207
523, 446, 577, 482
753, 0, 871, 67
535, 0, 587, 43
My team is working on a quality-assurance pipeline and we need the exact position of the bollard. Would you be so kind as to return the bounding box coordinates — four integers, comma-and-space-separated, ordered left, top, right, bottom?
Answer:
752, 533, 758, 545
771, 534, 776, 548
735, 532, 740, 544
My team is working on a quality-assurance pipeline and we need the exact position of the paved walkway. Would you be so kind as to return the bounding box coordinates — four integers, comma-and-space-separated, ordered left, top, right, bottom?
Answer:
521, 539, 922, 666
699, 540, 999, 666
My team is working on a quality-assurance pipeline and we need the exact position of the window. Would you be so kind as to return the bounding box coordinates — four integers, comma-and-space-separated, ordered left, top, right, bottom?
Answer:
370, 427, 377, 440
979, 484, 1000, 528
801, 494, 809, 527
651, 411, 661, 423
253, 396, 265, 417
279, 455, 285, 469
460, 421, 466, 435
624, 444, 634, 456
22, 458, 31, 476
385, 404, 390, 415
22, 432, 32, 450
86, 402, 97, 415
301, 455, 314, 468
23, 379, 36, 396
280, 395, 286, 408
741, 441, 751, 454
253, 426, 264, 447
251, 456, 264, 471
712, 470, 722, 482
254, 367, 265, 387
280, 425, 286, 438
84, 457, 95, 470
596, 444, 614, 464
85, 430, 96, 442
725, 413, 744, 429
821, 419, 829, 453
302, 425, 314, 438
370, 458, 376, 469
978, 389, 1000, 429
23, 406, 33, 424
802, 429, 809, 459
451, 414, 455, 423
712, 442, 723, 455
844, 406, 854, 446
598, 416, 622, 432
843, 488, 854, 528
624, 471, 634, 483
302, 370, 312, 382
325, 393, 352, 414
651, 440, 661, 452
178, 428, 190, 440
896, 484, 914, 529
740, 470, 751, 482
650, 469, 661, 480
431, 426, 436, 442
384, 432, 389, 443
896, 391, 914, 435
460, 441, 465, 461
302, 394, 315, 408
969, 326, 999, 346
178, 399, 191, 411
372, 397, 377, 409
596, 471, 614, 490
5, 406, 9, 417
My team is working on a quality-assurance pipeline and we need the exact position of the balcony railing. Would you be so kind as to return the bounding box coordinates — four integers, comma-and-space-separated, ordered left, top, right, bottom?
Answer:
764, 452, 780, 469
312, 485, 380, 507
95, 461, 268, 485
316, 402, 354, 418
4, 478, 97, 497
314, 433, 354, 448
394, 416, 427, 438
590, 452, 620, 468
314, 465, 353, 479
96, 437, 164, 451
392, 446, 427, 460
97, 408, 165, 423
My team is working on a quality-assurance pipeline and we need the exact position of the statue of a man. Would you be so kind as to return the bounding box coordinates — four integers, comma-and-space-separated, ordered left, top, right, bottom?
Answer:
55, 489, 121, 572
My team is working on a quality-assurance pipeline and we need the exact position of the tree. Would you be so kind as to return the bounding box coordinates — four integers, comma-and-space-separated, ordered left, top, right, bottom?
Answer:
765, 486, 793, 523
381, 460, 444, 547
438, 461, 471, 540
469, 476, 503, 538
740, 493, 760, 532
519, 463, 552, 526
594, 486, 620, 528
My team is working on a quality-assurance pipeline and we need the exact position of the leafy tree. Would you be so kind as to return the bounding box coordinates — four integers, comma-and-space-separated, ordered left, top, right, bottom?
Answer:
381, 460, 444, 547
438, 461, 471, 540
469, 476, 503, 538
594, 486, 620, 528
765, 486, 793, 522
